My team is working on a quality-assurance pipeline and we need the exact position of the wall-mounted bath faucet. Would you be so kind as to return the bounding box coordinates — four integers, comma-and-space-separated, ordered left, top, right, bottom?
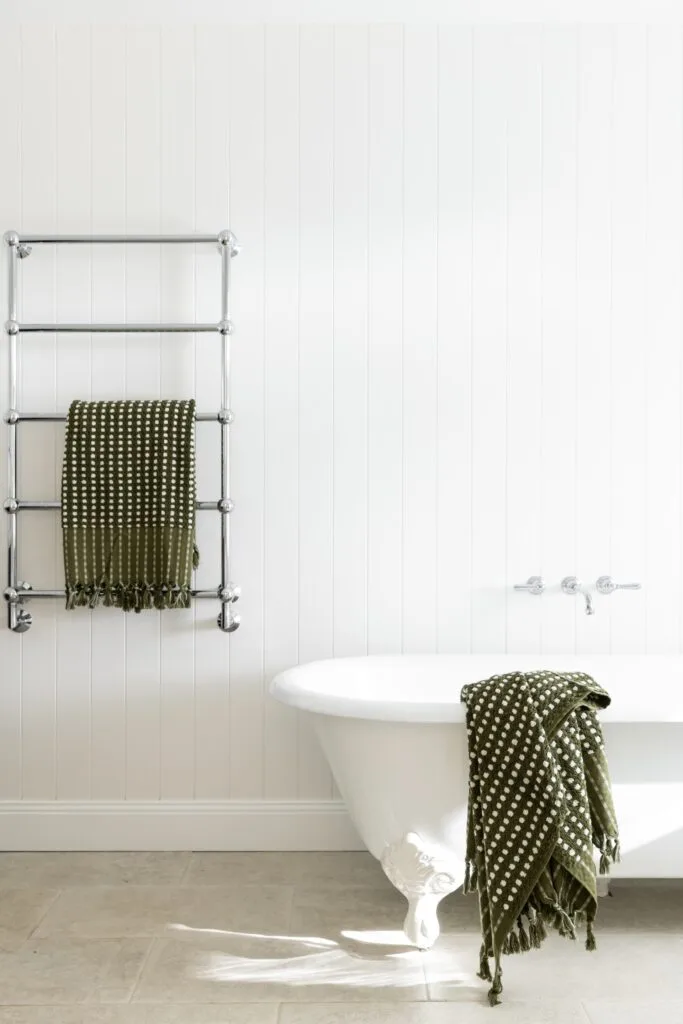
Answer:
561, 576, 595, 616
514, 574, 642, 616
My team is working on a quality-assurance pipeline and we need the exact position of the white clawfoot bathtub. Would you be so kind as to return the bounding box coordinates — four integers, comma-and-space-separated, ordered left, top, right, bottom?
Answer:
270, 654, 683, 949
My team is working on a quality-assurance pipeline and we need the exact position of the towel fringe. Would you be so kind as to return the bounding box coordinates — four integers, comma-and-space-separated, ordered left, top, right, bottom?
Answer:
535, 903, 576, 942
597, 834, 621, 875
478, 944, 493, 983
526, 907, 543, 949
517, 917, 531, 952
488, 961, 503, 1007
65, 582, 193, 613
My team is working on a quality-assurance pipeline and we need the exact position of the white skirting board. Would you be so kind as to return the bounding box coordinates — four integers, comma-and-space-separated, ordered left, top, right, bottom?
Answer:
0, 800, 364, 852
0, 799, 679, 875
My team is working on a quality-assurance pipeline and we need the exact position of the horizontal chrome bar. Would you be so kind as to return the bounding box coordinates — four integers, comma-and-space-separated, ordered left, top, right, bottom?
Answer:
10, 588, 226, 600
15, 234, 223, 245
8, 499, 231, 512
10, 411, 228, 423
17, 322, 219, 334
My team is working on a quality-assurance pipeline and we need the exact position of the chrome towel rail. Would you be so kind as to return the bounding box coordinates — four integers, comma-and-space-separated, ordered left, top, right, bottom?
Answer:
7, 411, 232, 422
4, 499, 234, 512
4, 585, 240, 603
16, 233, 238, 246
3, 228, 241, 634
14, 322, 224, 334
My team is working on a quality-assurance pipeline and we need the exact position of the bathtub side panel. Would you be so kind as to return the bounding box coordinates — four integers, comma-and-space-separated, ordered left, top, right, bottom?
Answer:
311, 713, 470, 866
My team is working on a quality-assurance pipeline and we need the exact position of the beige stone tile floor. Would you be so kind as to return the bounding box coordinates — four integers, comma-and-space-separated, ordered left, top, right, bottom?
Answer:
0, 852, 680, 1022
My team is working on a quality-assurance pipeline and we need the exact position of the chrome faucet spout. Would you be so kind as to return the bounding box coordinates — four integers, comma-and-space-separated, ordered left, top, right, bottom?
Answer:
561, 576, 596, 616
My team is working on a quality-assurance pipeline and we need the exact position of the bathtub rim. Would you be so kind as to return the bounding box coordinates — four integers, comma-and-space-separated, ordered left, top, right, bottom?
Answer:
269, 653, 683, 725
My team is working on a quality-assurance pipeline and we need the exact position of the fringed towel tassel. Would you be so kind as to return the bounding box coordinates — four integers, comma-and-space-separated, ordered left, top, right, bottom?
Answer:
65, 582, 192, 614
478, 944, 493, 983
598, 835, 621, 875
517, 916, 531, 952
527, 908, 543, 949
488, 961, 503, 1007
537, 904, 575, 941
552, 904, 577, 941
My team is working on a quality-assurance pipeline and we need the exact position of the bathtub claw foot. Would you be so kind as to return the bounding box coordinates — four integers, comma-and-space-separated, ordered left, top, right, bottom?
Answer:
405, 893, 442, 950
380, 831, 461, 950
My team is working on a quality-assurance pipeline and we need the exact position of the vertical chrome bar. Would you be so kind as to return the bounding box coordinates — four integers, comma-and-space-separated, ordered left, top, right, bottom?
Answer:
5, 232, 19, 631
217, 231, 238, 632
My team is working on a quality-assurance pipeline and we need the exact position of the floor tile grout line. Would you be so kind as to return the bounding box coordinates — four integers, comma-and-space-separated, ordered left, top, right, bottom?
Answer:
24, 887, 64, 943
126, 934, 161, 1003
580, 999, 595, 1024
178, 851, 195, 886
287, 883, 297, 934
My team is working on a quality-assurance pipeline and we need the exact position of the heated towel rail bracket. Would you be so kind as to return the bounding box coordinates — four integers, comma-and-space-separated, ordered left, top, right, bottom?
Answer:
3, 229, 241, 634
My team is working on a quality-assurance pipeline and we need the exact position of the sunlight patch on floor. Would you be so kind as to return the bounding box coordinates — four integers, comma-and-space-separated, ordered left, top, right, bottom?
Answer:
192, 947, 426, 986
166, 926, 427, 987
340, 929, 415, 947
169, 924, 337, 949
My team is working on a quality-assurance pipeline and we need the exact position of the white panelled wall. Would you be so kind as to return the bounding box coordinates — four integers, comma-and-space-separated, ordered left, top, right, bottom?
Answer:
0, 21, 681, 850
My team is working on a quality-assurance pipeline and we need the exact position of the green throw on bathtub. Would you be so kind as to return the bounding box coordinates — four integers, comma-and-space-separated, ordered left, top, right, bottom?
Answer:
461, 671, 619, 1006
61, 399, 199, 612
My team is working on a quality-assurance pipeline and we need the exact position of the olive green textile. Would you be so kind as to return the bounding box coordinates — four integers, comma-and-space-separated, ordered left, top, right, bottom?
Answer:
61, 399, 198, 612
461, 671, 619, 1006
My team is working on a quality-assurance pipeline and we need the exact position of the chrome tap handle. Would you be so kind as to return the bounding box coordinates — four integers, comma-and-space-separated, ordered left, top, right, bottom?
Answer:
513, 576, 544, 596
596, 575, 642, 596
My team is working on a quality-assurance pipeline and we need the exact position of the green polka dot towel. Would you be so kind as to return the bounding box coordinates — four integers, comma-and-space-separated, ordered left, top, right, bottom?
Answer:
61, 399, 199, 612
461, 671, 619, 1006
